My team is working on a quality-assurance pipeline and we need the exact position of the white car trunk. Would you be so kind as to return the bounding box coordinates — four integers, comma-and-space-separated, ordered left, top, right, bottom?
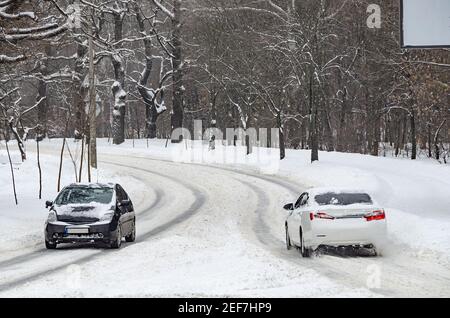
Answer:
308, 206, 387, 248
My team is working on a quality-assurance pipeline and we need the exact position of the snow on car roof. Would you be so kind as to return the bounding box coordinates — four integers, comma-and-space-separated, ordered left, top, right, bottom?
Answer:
67, 183, 115, 189
304, 187, 379, 206
306, 187, 371, 196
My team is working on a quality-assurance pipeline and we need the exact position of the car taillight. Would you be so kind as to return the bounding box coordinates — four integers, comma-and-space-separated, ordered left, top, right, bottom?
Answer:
365, 210, 386, 222
310, 212, 335, 221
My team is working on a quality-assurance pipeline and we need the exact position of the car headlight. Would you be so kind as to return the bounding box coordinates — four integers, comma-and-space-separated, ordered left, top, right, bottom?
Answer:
100, 212, 115, 222
47, 211, 57, 223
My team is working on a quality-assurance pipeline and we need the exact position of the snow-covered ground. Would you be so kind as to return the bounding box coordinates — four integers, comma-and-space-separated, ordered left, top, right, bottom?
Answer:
0, 139, 449, 297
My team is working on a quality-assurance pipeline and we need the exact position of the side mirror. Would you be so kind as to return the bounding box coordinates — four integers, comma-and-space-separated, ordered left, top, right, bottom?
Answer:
45, 201, 53, 209
119, 199, 131, 207
283, 203, 294, 211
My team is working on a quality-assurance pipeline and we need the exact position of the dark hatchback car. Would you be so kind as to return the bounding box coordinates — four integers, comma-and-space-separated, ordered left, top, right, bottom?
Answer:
45, 183, 136, 249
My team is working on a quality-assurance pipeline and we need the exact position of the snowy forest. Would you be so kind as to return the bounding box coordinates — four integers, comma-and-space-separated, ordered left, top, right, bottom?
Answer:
2, 0, 450, 299
1, 0, 449, 163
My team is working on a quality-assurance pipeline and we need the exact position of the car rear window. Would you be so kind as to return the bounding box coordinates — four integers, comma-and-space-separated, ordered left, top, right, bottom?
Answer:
314, 192, 372, 206
55, 187, 113, 205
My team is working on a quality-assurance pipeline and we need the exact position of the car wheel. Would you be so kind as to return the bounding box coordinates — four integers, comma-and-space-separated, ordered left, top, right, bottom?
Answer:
110, 224, 122, 249
371, 246, 380, 257
45, 240, 57, 250
285, 225, 292, 251
299, 228, 312, 258
125, 220, 136, 243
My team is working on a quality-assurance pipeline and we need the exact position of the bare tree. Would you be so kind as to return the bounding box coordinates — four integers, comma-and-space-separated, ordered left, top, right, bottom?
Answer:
151, 0, 185, 142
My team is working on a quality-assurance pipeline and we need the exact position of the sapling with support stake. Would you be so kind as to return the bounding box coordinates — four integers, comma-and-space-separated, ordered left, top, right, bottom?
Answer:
36, 125, 43, 200
3, 132, 18, 205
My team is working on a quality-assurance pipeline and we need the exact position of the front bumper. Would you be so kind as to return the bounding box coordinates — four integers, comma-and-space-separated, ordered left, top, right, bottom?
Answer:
45, 222, 116, 244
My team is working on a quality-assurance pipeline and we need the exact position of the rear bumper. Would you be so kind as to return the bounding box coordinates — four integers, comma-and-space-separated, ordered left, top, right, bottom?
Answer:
307, 219, 387, 250
313, 239, 375, 249
45, 222, 116, 244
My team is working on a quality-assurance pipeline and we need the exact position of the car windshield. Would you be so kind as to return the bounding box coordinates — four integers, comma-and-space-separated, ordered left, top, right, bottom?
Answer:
55, 187, 113, 205
314, 192, 372, 206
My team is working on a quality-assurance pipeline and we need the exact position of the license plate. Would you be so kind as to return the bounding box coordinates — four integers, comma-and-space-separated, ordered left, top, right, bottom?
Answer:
66, 228, 89, 234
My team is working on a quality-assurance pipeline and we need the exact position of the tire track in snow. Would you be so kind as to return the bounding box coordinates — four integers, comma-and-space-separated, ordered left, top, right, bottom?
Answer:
0, 160, 207, 292
232, 177, 384, 295
101, 160, 208, 241
149, 157, 447, 297
3, 154, 449, 297
124, 157, 380, 295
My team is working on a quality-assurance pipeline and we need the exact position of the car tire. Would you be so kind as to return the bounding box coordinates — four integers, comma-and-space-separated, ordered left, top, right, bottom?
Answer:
125, 220, 136, 243
372, 246, 380, 257
299, 228, 312, 258
110, 224, 122, 249
285, 225, 292, 251
45, 240, 57, 250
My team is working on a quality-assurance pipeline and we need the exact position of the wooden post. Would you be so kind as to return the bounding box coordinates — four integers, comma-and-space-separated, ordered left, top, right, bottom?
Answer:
79, 136, 84, 183
37, 136, 42, 199
57, 138, 66, 192
4, 138, 18, 205
88, 26, 97, 174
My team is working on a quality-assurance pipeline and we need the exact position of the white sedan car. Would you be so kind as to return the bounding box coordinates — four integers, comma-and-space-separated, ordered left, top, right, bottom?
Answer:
284, 188, 387, 257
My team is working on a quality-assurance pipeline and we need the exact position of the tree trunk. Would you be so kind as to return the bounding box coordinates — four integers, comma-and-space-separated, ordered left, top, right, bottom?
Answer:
401, 114, 407, 149
8, 120, 26, 161
111, 12, 126, 145
395, 118, 401, 157
371, 113, 381, 156
36, 81, 48, 139
410, 109, 417, 160
427, 123, 432, 158
309, 77, 319, 162
72, 19, 87, 140
336, 87, 348, 153
300, 122, 306, 149
435, 138, 440, 161
112, 81, 126, 145
323, 108, 334, 152
434, 120, 447, 160
278, 112, 286, 160
171, 0, 184, 143
147, 106, 159, 139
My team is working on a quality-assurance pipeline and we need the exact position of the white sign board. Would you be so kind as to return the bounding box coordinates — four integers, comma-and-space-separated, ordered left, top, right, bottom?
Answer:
401, 0, 450, 48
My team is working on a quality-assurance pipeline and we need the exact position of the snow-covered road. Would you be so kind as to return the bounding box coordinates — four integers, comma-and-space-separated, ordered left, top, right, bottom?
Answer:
1, 147, 449, 297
